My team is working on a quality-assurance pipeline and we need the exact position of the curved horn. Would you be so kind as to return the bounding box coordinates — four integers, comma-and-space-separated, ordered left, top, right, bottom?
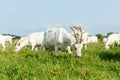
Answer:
78, 26, 83, 43
73, 26, 79, 32
70, 27, 79, 44
73, 26, 83, 43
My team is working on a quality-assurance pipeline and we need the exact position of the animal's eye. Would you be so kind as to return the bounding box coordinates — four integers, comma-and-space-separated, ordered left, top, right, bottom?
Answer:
18, 43, 20, 46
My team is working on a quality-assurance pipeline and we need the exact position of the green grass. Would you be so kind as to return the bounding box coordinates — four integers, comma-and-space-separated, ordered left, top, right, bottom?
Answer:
0, 42, 120, 80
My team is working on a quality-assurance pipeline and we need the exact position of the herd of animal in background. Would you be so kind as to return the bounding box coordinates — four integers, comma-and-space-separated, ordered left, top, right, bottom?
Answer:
0, 35, 12, 50
0, 26, 120, 57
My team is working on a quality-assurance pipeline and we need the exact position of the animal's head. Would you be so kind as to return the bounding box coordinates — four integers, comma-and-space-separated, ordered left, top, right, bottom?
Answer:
70, 26, 83, 57
15, 37, 29, 51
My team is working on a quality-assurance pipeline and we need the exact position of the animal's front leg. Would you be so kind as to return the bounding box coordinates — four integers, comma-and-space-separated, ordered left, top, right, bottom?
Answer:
2, 42, 5, 51
31, 44, 35, 51
66, 46, 72, 55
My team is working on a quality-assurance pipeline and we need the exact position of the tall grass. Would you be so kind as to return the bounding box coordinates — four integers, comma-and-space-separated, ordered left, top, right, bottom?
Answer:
0, 42, 119, 80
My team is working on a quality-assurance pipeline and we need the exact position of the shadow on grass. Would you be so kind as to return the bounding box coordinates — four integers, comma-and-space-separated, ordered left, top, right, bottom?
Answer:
99, 51, 120, 61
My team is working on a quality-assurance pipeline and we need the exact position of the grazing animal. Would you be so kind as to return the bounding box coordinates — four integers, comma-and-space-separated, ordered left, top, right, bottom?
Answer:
0, 35, 13, 50
103, 37, 107, 43
71, 26, 89, 49
15, 32, 44, 51
81, 32, 89, 49
0, 35, 6, 50
87, 36, 98, 43
4, 35, 13, 44
104, 33, 120, 49
15, 36, 29, 51
40, 26, 83, 57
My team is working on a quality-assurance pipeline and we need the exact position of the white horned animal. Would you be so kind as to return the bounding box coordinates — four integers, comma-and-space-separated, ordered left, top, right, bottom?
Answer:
15, 32, 44, 51
104, 33, 120, 49
40, 26, 83, 57
71, 26, 89, 49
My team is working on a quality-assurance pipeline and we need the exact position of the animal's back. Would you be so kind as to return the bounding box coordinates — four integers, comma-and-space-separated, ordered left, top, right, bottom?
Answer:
0, 35, 5, 42
43, 27, 58, 46
43, 27, 73, 49
108, 34, 119, 42
28, 32, 44, 45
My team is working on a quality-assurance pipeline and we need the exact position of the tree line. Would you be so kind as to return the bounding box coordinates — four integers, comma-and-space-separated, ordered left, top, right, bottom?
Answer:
2, 32, 116, 41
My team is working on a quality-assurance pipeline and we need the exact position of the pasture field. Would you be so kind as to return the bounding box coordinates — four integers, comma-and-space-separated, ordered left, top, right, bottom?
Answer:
0, 42, 120, 80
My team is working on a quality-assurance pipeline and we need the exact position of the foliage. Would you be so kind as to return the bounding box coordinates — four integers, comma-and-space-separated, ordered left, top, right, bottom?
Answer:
95, 33, 104, 42
2, 34, 21, 40
106, 32, 115, 37
0, 41, 119, 80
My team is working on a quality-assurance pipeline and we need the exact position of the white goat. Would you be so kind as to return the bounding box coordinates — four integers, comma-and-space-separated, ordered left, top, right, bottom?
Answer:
0, 35, 6, 50
40, 26, 83, 57
0, 35, 13, 50
15, 32, 44, 51
104, 33, 120, 49
15, 36, 29, 51
4, 35, 13, 44
71, 26, 89, 49
87, 36, 98, 43
103, 37, 107, 43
